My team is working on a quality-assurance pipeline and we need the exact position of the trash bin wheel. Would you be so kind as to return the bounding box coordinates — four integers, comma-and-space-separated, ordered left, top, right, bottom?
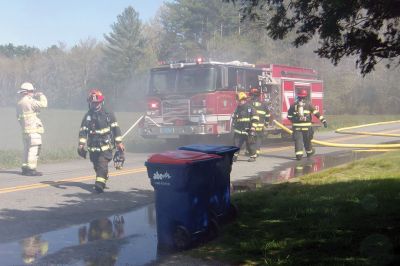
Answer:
206, 218, 220, 241
226, 202, 239, 222
173, 225, 191, 250
209, 209, 220, 224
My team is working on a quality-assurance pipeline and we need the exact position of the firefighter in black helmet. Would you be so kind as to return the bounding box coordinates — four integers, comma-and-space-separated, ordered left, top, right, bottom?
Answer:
232, 92, 259, 162
248, 87, 271, 157
287, 88, 327, 160
77, 89, 125, 193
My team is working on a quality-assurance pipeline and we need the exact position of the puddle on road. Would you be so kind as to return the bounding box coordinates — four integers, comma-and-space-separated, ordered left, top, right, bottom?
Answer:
0, 205, 158, 265
0, 150, 385, 265
231, 150, 382, 193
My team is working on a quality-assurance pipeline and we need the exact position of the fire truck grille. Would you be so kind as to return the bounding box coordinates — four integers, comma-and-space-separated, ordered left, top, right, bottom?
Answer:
161, 99, 190, 123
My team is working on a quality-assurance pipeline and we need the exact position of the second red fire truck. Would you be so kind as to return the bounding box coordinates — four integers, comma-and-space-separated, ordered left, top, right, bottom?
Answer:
140, 59, 324, 143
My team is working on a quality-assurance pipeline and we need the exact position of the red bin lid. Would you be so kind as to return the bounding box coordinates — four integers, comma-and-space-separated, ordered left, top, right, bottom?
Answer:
147, 150, 221, 165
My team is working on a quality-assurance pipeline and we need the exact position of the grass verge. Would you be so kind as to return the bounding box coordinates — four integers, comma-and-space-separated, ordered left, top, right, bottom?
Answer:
0, 147, 79, 169
189, 151, 400, 265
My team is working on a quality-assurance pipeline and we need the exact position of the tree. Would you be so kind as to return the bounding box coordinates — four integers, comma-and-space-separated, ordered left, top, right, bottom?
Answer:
224, 0, 400, 75
103, 6, 145, 82
0, 44, 39, 58
159, 0, 240, 59
102, 6, 146, 107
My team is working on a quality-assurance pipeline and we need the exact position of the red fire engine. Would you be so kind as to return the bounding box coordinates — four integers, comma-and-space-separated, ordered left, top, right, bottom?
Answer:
140, 59, 324, 142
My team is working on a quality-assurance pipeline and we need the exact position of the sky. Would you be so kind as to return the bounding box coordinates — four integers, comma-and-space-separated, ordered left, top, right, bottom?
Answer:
0, 0, 167, 49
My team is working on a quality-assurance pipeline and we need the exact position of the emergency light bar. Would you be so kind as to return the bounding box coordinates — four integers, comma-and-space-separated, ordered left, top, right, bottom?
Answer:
170, 63, 184, 69
159, 57, 208, 67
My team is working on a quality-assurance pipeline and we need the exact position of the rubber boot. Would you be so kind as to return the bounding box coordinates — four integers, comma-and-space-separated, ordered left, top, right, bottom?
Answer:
248, 156, 256, 162
94, 182, 105, 193
306, 148, 315, 158
22, 169, 43, 176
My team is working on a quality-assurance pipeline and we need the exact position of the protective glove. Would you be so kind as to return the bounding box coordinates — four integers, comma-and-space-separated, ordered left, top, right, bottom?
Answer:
113, 150, 125, 170
77, 145, 87, 159
323, 121, 328, 128
116, 143, 125, 152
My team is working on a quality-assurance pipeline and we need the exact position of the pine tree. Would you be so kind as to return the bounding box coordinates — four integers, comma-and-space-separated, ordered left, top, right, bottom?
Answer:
103, 6, 145, 81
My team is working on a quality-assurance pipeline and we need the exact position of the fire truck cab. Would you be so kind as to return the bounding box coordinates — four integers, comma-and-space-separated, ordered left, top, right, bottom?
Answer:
140, 59, 324, 142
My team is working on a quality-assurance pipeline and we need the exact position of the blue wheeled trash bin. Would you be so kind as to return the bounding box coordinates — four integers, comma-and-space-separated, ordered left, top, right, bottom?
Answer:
178, 144, 240, 223
145, 150, 222, 250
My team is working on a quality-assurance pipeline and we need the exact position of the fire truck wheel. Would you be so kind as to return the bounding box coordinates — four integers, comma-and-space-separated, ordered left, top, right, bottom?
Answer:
165, 138, 181, 148
219, 132, 235, 145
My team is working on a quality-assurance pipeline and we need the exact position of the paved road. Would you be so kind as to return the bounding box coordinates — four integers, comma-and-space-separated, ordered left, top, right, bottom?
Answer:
0, 123, 399, 265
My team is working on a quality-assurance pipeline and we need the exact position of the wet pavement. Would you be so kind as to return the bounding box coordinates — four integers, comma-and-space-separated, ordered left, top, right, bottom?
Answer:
231, 150, 380, 192
0, 205, 158, 265
0, 149, 385, 265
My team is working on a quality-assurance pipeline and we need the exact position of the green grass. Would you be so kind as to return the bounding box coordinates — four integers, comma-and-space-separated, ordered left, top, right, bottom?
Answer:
189, 151, 400, 265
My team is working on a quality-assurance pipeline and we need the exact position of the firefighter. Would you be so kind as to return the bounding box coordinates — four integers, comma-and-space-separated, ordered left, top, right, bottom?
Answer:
16, 82, 48, 176
78, 217, 122, 265
20, 235, 49, 264
287, 89, 327, 160
78, 89, 125, 193
247, 87, 271, 157
232, 92, 259, 162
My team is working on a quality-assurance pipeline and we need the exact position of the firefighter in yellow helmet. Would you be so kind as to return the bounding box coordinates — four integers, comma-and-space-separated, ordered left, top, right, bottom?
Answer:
77, 89, 125, 193
287, 88, 327, 160
232, 92, 259, 162
247, 87, 271, 157
16, 82, 48, 176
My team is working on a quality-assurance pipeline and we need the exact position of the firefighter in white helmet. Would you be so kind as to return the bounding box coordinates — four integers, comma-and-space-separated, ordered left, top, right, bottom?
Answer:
16, 82, 48, 176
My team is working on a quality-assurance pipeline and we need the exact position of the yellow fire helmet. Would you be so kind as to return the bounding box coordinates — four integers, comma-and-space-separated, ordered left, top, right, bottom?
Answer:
237, 92, 248, 101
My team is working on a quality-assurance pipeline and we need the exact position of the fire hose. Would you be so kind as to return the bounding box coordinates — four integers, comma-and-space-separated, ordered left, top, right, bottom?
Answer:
334, 120, 400, 137
273, 119, 400, 149
113, 115, 145, 170
121, 115, 145, 139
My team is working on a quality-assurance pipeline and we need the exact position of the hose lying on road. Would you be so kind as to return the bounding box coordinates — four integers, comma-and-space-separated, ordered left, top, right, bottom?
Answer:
273, 120, 400, 149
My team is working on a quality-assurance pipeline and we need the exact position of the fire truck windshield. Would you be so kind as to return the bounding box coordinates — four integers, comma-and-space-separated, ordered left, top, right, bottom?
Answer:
149, 67, 216, 95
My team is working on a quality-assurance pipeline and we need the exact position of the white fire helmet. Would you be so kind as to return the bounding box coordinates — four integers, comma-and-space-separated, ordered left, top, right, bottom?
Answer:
18, 82, 35, 94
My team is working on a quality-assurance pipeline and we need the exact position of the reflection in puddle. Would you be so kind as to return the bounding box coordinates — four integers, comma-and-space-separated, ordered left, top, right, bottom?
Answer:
20, 235, 49, 264
231, 150, 380, 193
0, 204, 158, 265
